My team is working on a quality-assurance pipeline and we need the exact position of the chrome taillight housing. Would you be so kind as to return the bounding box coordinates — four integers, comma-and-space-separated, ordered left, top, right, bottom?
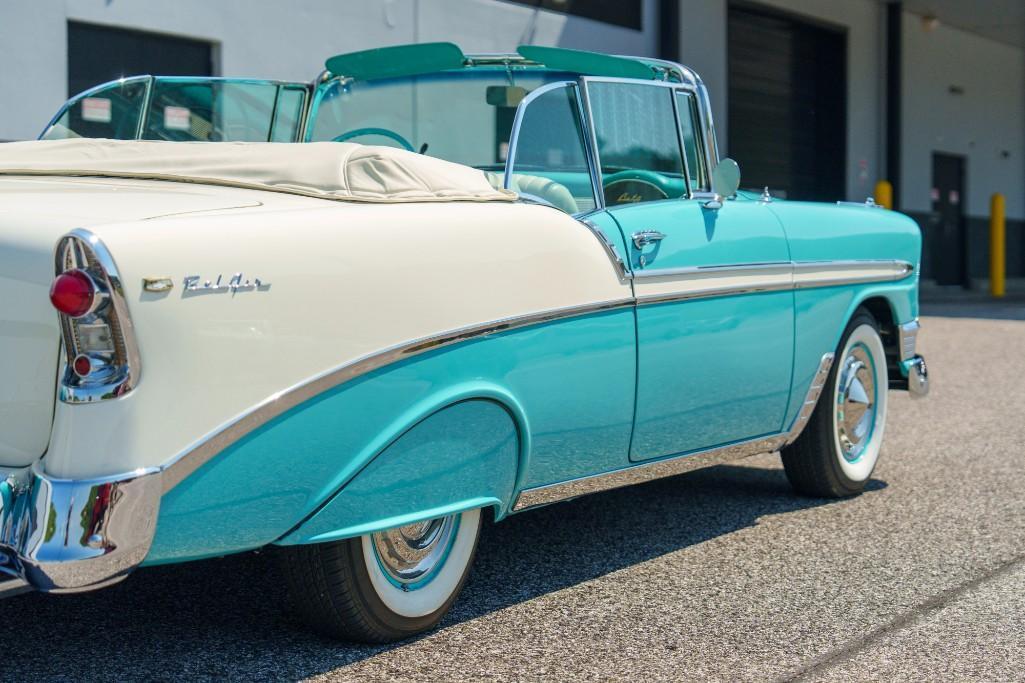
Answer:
52, 230, 140, 402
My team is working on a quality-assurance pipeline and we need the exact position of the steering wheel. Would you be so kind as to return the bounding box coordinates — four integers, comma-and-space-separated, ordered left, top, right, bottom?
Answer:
331, 127, 415, 152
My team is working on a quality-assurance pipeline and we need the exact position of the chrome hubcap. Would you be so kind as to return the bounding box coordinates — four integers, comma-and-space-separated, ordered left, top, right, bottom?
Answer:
835, 344, 876, 462
371, 514, 458, 589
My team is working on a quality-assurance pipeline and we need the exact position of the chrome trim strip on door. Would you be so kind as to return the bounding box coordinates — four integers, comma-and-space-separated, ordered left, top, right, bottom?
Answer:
634, 261, 793, 280
160, 258, 912, 493
161, 296, 635, 492
633, 260, 914, 304
633, 262, 792, 303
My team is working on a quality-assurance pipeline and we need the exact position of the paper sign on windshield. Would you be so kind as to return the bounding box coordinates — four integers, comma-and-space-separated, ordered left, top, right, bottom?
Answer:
164, 106, 191, 131
81, 98, 112, 123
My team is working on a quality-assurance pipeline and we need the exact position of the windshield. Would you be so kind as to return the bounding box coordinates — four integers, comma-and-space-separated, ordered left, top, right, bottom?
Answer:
307, 69, 574, 170
43, 78, 308, 142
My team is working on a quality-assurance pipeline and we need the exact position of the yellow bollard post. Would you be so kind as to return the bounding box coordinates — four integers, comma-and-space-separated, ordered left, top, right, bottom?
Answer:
990, 193, 1006, 298
874, 180, 893, 210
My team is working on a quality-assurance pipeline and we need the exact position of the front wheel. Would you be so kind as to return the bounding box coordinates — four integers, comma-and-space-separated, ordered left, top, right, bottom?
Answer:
781, 309, 889, 497
280, 508, 482, 642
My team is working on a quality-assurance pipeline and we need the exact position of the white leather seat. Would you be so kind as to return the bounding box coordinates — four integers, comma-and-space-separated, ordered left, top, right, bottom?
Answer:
486, 172, 579, 214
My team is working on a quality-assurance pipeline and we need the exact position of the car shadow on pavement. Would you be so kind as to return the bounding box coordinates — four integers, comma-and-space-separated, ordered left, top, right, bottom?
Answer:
3, 462, 884, 681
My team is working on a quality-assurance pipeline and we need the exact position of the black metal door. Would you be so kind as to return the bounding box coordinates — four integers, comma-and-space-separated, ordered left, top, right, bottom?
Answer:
930, 153, 967, 287
727, 3, 847, 202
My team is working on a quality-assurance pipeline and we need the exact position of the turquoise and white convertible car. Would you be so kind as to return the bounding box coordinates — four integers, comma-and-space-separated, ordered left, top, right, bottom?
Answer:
0, 44, 927, 642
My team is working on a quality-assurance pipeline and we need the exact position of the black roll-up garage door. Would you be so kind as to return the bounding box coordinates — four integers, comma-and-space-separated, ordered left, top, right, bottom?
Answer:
728, 4, 847, 202
68, 22, 213, 97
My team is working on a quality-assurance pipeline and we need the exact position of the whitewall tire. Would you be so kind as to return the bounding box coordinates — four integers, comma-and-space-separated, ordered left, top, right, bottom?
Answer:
781, 309, 889, 497
280, 508, 482, 642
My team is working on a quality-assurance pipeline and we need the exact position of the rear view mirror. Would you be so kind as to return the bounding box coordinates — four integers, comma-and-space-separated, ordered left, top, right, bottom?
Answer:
711, 158, 741, 198
486, 86, 528, 108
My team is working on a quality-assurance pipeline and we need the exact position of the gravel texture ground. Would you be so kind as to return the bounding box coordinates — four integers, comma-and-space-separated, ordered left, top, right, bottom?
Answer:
3, 302, 1023, 681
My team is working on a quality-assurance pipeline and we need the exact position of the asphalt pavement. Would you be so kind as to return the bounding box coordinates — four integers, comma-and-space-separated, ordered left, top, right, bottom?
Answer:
3, 301, 1023, 681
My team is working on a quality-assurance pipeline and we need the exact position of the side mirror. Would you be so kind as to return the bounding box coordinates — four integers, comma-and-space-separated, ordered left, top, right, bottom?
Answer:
711, 158, 741, 199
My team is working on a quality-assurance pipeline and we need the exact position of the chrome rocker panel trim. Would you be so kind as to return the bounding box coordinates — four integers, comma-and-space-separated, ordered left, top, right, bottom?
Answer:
0, 463, 162, 594
511, 352, 835, 512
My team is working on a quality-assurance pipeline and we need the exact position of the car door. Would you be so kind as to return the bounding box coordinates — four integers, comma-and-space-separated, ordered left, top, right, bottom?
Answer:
584, 79, 795, 461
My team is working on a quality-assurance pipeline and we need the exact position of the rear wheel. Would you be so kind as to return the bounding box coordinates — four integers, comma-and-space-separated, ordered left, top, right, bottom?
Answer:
781, 309, 888, 497
280, 508, 481, 642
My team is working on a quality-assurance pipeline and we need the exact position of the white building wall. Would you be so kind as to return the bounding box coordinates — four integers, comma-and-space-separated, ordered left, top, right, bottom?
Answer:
0, 0, 657, 141
901, 13, 1025, 220
1, 0, 1020, 222
678, 0, 884, 202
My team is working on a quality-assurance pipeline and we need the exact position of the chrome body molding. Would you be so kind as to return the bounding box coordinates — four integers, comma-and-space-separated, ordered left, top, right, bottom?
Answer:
511, 352, 836, 512
791, 260, 915, 289
512, 434, 789, 511
634, 261, 793, 304
631, 260, 913, 304
0, 463, 162, 593
159, 297, 635, 493
581, 219, 630, 281
159, 258, 913, 494
783, 353, 836, 446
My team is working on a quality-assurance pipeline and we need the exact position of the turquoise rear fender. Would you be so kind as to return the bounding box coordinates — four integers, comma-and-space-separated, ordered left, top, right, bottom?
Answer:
144, 308, 636, 565
146, 383, 529, 565
278, 396, 523, 546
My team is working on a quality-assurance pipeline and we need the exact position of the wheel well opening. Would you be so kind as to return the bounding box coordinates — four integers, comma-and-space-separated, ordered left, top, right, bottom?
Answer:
859, 297, 900, 382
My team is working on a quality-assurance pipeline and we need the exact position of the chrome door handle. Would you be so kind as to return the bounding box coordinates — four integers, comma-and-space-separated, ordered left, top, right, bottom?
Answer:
631, 230, 666, 249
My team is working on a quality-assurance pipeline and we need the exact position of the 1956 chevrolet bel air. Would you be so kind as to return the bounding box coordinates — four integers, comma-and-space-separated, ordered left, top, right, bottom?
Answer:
0, 44, 927, 642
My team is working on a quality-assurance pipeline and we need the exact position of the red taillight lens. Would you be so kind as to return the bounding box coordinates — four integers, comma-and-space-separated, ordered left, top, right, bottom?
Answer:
72, 354, 92, 377
50, 269, 96, 318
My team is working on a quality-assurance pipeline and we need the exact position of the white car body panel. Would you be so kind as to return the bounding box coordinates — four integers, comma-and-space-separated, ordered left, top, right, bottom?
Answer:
18, 180, 629, 479
0, 177, 301, 465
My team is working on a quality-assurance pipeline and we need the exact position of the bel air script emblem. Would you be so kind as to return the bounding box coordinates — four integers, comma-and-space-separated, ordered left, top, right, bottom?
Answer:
183, 273, 271, 293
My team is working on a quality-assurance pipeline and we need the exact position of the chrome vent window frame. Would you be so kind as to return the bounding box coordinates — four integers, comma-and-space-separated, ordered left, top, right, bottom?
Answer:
53, 229, 141, 403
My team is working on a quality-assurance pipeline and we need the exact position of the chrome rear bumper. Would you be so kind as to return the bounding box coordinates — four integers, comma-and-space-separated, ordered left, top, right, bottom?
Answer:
0, 462, 161, 594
